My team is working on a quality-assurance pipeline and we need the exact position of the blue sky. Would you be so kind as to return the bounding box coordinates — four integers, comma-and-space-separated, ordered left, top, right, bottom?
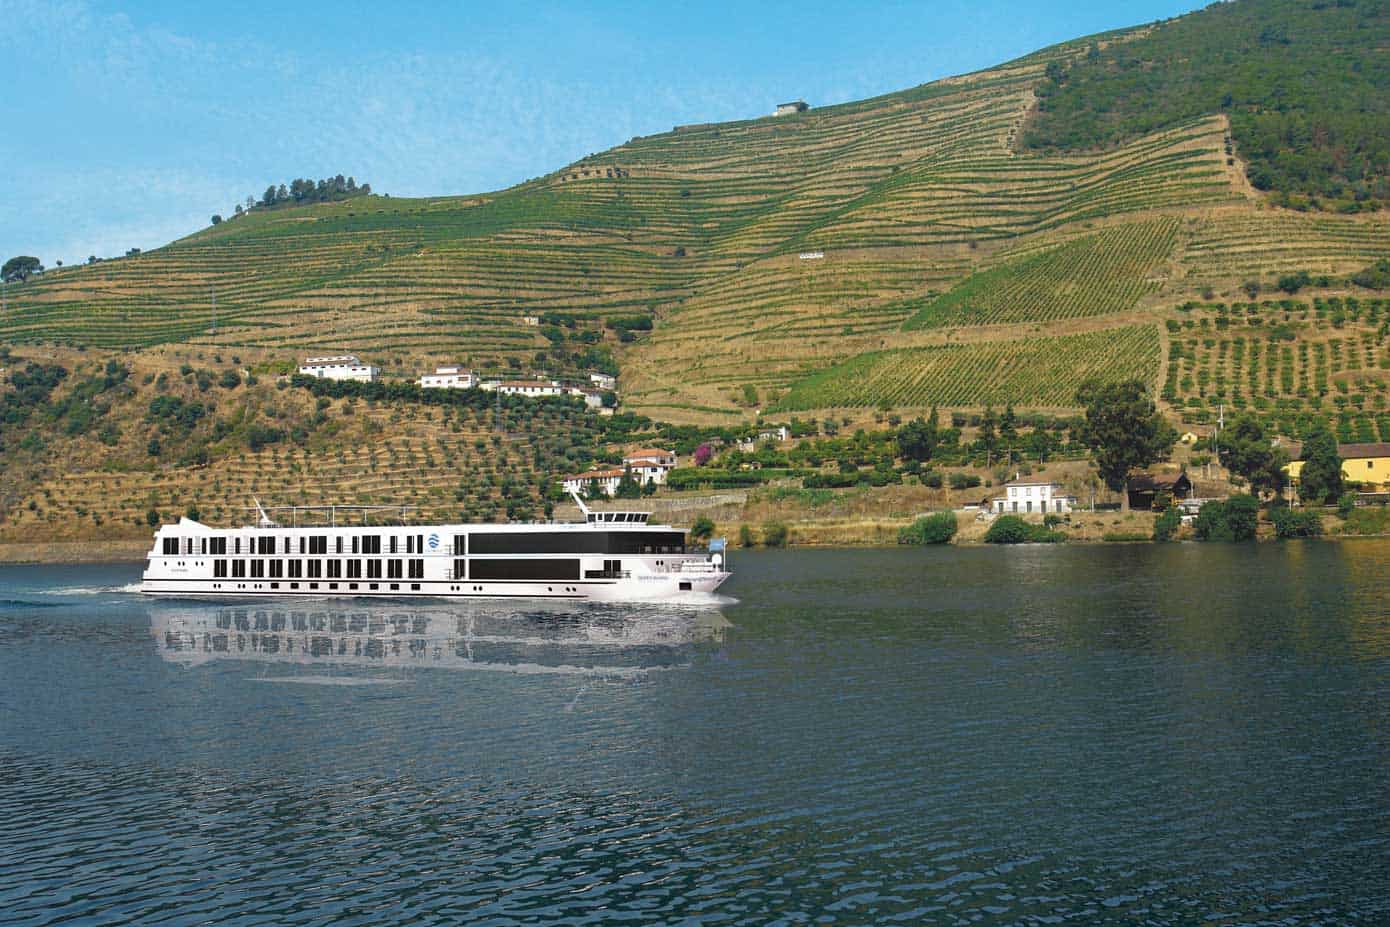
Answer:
2, 0, 1206, 266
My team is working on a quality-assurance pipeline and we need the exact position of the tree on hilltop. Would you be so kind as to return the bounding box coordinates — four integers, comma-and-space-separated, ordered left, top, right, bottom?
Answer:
2, 256, 43, 283
1075, 378, 1176, 511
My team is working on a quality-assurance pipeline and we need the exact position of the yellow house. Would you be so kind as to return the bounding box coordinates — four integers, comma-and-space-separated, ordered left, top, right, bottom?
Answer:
1285, 442, 1390, 492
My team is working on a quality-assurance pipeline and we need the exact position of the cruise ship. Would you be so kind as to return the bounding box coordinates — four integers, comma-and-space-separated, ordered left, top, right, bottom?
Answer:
140, 494, 729, 602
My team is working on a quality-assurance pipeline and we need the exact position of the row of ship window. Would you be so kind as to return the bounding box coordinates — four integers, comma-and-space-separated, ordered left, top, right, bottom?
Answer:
211, 559, 425, 579
209, 581, 423, 592
164, 534, 430, 557
202, 558, 591, 581
161, 531, 685, 557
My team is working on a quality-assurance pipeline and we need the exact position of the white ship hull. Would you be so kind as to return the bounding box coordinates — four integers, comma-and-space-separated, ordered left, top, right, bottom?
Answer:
140, 572, 730, 602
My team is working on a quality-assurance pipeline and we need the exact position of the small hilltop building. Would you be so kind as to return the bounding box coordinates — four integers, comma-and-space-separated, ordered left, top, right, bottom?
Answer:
419, 365, 477, 390
297, 354, 378, 383
562, 467, 625, 497
622, 448, 677, 486
774, 100, 809, 116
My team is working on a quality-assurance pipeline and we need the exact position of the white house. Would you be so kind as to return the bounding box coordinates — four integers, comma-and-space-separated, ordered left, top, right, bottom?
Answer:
622, 448, 677, 486
481, 379, 562, 397
419, 365, 477, 390
991, 480, 1077, 515
564, 385, 606, 409
736, 426, 790, 452
562, 467, 624, 497
589, 372, 616, 390
298, 354, 378, 383
775, 100, 809, 116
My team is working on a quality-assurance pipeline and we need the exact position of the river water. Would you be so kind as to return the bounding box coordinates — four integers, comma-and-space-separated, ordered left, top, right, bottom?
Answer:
1, 544, 1388, 925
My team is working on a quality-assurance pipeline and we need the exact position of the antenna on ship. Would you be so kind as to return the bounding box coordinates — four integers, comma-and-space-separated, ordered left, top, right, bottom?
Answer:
252, 497, 279, 528
568, 487, 591, 519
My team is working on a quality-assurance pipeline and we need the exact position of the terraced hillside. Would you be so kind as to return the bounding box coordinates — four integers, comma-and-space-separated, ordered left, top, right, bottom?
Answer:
0, 345, 630, 545
1, 0, 1387, 432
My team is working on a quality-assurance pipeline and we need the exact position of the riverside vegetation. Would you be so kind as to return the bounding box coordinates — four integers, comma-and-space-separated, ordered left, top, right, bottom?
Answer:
2, 0, 1389, 550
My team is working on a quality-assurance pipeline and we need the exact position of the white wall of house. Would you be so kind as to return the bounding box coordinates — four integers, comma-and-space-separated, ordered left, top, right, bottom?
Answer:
298, 356, 377, 382
992, 482, 1076, 514
562, 472, 623, 496
420, 369, 477, 389
498, 382, 561, 397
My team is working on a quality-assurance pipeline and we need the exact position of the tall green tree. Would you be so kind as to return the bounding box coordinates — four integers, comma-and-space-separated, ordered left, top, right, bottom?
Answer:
1000, 403, 1018, 463
896, 416, 939, 462
1217, 414, 1286, 498
1074, 379, 1176, 511
1298, 424, 1343, 505
977, 406, 998, 459
2, 256, 43, 282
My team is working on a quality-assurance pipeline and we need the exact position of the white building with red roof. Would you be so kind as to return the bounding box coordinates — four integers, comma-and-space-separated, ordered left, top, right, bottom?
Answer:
562, 467, 625, 497
622, 448, 677, 485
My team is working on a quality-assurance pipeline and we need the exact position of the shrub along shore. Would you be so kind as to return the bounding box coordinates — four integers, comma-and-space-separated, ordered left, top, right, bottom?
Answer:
5, 502, 1380, 565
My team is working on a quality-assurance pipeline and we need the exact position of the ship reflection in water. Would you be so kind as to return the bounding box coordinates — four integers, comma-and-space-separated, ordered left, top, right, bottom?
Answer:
150, 602, 730, 679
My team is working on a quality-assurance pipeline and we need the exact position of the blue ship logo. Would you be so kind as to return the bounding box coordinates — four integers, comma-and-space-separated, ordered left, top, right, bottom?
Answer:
428, 533, 440, 550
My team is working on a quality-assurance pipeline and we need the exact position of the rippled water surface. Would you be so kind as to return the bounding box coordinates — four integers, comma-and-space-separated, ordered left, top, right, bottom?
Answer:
3, 544, 1390, 925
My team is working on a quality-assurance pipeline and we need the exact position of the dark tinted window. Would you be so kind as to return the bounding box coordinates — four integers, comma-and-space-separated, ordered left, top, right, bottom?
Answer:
471, 559, 580, 581
470, 531, 684, 555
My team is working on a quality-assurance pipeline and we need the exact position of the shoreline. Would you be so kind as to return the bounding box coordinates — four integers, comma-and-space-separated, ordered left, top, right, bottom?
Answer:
4, 532, 1388, 566
0, 540, 150, 565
